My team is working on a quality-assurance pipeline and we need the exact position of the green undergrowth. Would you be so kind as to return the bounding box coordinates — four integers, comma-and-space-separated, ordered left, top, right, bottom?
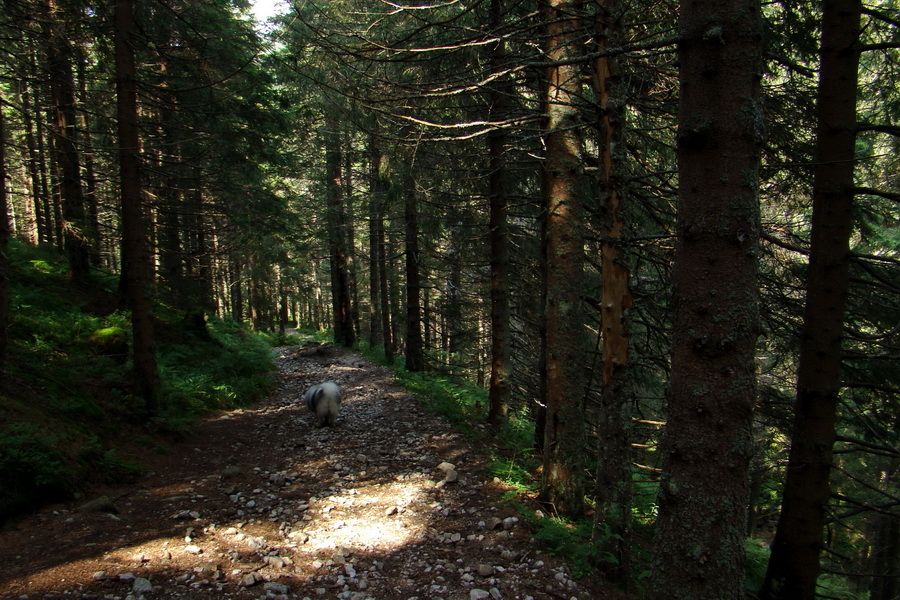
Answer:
0, 242, 278, 524
356, 346, 759, 591
356, 345, 867, 598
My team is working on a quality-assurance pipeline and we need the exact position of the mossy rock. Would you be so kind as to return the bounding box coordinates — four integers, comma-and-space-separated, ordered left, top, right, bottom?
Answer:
87, 327, 128, 362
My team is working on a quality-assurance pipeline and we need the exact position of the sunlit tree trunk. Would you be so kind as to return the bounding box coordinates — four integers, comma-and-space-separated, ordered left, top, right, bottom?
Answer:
0, 88, 10, 373
760, 1, 861, 598
16, 76, 47, 245
378, 216, 393, 364
539, 0, 587, 519
230, 256, 243, 322
115, 0, 160, 415
650, 0, 765, 598
590, 0, 634, 586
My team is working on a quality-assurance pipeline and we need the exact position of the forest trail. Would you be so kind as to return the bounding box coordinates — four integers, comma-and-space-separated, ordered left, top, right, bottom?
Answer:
0, 343, 612, 600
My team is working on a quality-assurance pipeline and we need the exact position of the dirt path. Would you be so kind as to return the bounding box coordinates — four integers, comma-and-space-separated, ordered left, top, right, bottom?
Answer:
0, 343, 610, 600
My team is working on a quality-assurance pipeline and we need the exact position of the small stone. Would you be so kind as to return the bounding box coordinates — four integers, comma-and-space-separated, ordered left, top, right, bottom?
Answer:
239, 572, 262, 587
442, 469, 459, 483
437, 462, 456, 472
477, 564, 493, 577
75, 496, 117, 514
485, 517, 503, 530
222, 465, 243, 479
133, 578, 153, 593
92, 571, 105, 581
470, 590, 491, 600
490, 588, 503, 600
118, 572, 137, 583
264, 582, 290, 595
185, 544, 202, 554
386, 506, 398, 516
266, 555, 285, 569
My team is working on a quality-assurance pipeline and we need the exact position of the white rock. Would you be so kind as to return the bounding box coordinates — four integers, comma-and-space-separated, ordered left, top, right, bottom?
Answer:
470, 590, 491, 600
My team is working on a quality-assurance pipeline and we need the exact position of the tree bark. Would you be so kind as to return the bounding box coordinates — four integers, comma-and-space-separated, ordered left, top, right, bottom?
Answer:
230, 256, 244, 322
0, 88, 10, 373
650, 0, 765, 598
759, 1, 861, 598
539, 0, 587, 519
76, 59, 101, 268
590, 0, 633, 586
115, 0, 161, 415
325, 116, 355, 347
404, 167, 425, 372
16, 76, 48, 245
378, 214, 394, 364
44, 0, 90, 281
368, 130, 383, 348
487, 0, 512, 426
869, 462, 899, 600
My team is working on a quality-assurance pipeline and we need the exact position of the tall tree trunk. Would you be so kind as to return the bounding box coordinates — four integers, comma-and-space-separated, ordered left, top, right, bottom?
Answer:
76, 59, 101, 268
446, 236, 463, 370
342, 138, 361, 339
325, 117, 355, 347
16, 77, 47, 245
0, 88, 10, 373
44, 0, 90, 281
368, 132, 383, 348
650, 0, 765, 598
378, 213, 394, 364
759, 2, 861, 598
487, 0, 512, 426
404, 167, 425, 372
869, 462, 899, 600
32, 46, 54, 247
539, 0, 587, 518
115, 0, 160, 415
591, 0, 633, 586
230, 256, 244, 322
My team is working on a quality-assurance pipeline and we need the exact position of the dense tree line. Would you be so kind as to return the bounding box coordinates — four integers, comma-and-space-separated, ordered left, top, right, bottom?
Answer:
0, 0, 898, 598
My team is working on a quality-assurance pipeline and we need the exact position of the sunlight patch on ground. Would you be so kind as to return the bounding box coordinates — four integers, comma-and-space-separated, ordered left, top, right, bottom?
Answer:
300, 477, 437, 554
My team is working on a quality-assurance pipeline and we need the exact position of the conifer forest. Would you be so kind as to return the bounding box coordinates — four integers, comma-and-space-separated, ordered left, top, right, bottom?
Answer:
0, 0, 898, 599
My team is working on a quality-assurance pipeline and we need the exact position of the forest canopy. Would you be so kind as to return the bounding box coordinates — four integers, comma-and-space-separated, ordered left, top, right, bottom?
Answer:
0, 0, 898, 598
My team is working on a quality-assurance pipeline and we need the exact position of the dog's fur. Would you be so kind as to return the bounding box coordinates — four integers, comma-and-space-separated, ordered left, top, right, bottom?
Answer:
302, 381, 341, 427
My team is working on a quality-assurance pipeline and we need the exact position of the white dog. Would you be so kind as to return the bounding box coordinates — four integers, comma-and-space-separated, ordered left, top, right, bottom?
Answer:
302, 381, 341, 427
